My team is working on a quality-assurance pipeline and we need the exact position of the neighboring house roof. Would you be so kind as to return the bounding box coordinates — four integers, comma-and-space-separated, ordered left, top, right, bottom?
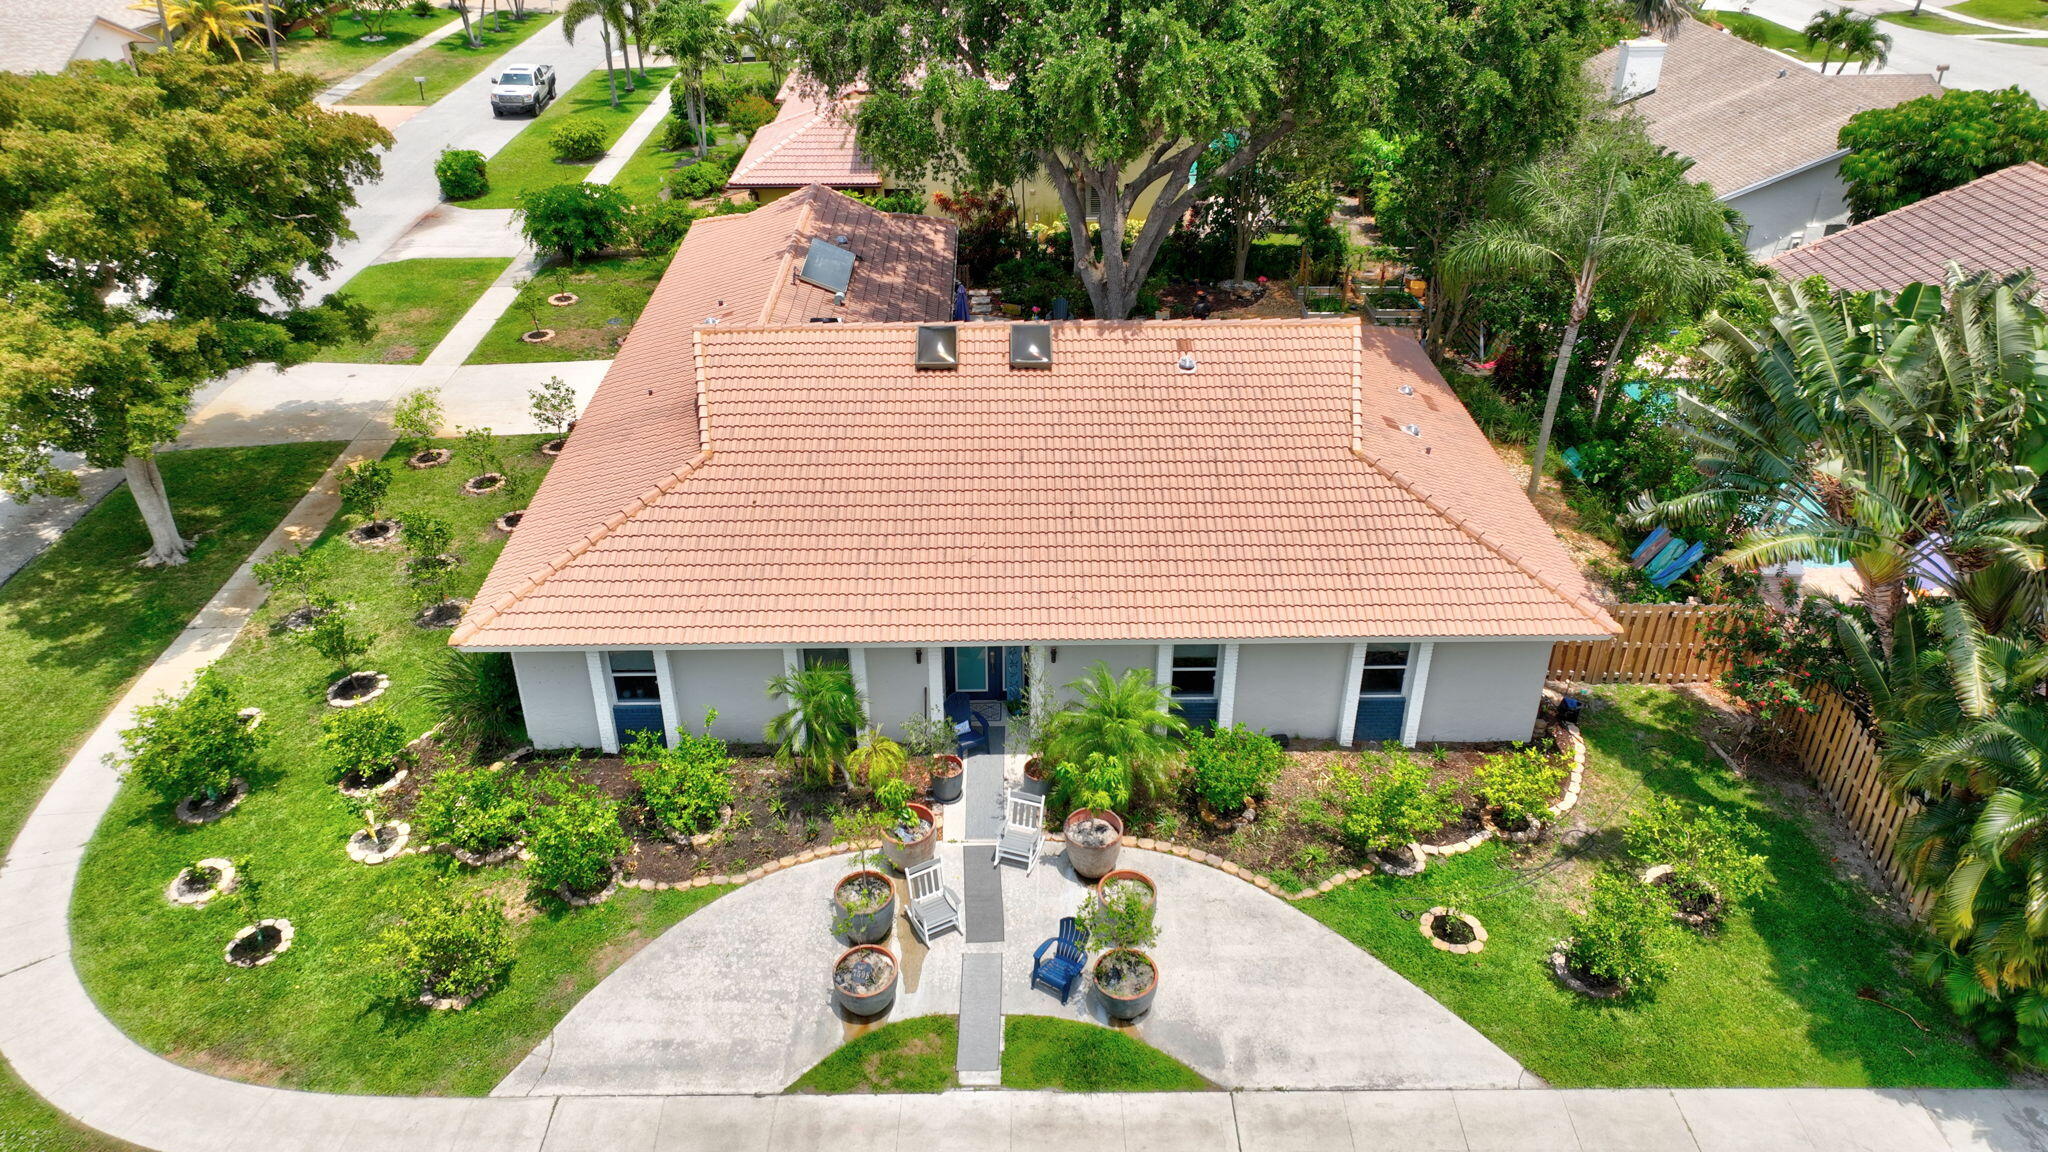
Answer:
668, 184, 957, 329
0, 0, 152, 73
454, 318, 1618, 650
727, 88, 881, 189
1589, 28, 1940, 198
1767, 162, 2048, 291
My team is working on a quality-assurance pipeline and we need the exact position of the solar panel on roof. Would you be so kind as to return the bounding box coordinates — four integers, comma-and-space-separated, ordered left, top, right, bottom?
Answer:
796, 238, 856, 295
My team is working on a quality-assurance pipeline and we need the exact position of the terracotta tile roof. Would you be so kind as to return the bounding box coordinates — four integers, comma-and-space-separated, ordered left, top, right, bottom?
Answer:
1768, 163, 2048, 291
727, 90, 880, 189
659, 185, 958, 329
1589, 28, 1940, 197
455, 319, 1618, 649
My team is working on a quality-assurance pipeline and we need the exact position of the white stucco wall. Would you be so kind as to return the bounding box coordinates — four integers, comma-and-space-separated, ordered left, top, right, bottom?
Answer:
513, 651, 601, 749
671, 648, 789, 744
1414, 641, 1554, 744
1043, 644, 1157, 706
862, 646, 927, 739
1729, 159, 1853, 258
1232, 642, 1351, 741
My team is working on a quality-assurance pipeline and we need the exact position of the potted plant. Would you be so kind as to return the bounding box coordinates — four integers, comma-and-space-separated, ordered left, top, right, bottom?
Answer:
1051, 752, 1131, 880
1094, 867, 1155, 908
1331, 748, 1460, 876
1622, 797, 1768, 929
832, 943, 898, 1017
1188, 723, 1284, 831
829, 809, 897, 944
1476, 744, 1570, 843
900, 713, 962, 804
874, 769, 936, 871
1079, 879, 1159, 1021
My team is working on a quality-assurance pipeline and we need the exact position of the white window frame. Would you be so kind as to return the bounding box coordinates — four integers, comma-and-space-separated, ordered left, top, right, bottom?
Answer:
606, 650, 661, 706
1169, 643, 1221, 701
1357, 642, 1413, 699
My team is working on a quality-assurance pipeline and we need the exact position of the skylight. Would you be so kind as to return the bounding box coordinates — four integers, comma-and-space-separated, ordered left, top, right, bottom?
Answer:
796, 238, 856, 296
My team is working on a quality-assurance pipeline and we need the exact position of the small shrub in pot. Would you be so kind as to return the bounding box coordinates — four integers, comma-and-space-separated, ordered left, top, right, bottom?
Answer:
1327, 745, 1458, 870
364, 881, 513, 1007
832, 944, 898, 1017
627, 713, 735, 839
899, 713, 962, 803
1476, 744, 1570, 835
873, 767, 935, 871
119, 671, 265, 810
1188, 722, 1284, 823
1561, 872, 1675, 998
830, 809, 898, 944
526, 768, 630, 899
1080, 881, 1160, 1020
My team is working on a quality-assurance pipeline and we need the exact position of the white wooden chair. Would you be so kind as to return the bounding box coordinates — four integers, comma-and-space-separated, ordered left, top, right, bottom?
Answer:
904, 858, 962, 944
994, 790, 1045, 874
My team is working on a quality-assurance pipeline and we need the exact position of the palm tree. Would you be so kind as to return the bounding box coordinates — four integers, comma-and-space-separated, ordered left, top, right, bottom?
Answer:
765, 663, 865, 787
1627, 0, 1696, 36
651, 0, 726, 158
731, 0, 792, 88
846, 726, 907, 789
1802, 7, 1854, 71
1831, 13, 1893, 73
564, 0, 633, 107
1040, 662, 1189, 805
141, 0, 265, 57
1440, 123, 1733, 497
1650, 271, 2048, 632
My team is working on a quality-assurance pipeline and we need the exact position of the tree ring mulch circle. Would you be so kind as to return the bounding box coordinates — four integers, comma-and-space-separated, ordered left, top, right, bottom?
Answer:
540, 438, 567, 456
1641, 864, 1723, 929
493, 510, 526, 533
348, 821, 412, 865
660, 806, 734, 849
1370, 843, 1426, 877
1550, 947, 1626, 999
548, 292, 579, 306
1420, 907, 1486, 954
166, 858, 239, 907
520, 329, 556, 344
449, 842, 522, 867
418, 990, 475, 1011
337, 767, 407, 798
414, 598, 469, 630
1483, 808, 1545, 844
462, 473, 505, 496
225, 919, 294, 968
175, 779, 249, 825
407, 448, 451, 470
557, 874, 620, 907
271, 603, 329, 635
326, 671, 390, 708
346, 519, 402, 549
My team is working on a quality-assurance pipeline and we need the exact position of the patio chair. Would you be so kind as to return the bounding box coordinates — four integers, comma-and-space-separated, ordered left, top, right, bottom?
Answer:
1628, 526, 1674, 568
1030, 916, 1090, 1003
993, 790, 1045, 874
944, 692, 990, 757
903, 858, 962, 944
1648, 541, 1707, 588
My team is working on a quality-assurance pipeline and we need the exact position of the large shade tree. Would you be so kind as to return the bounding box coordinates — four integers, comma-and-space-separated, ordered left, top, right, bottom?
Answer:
787, 0, 1384, 319
0, 55, 387, 565
1839, 87, 2048, 220
1440, 121, 1734, 496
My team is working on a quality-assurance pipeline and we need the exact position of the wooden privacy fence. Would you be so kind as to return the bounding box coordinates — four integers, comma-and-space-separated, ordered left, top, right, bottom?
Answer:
1549, 601, 1931, 914
1547, 602, 1732, 685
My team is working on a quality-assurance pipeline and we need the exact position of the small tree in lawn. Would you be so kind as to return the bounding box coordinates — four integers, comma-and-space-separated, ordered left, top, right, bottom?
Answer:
526, 767, 630, 897
119, 672, 264, 808
390, 387, 444, 459
456, 425, 505, 481
1622, 796, 1769, 921
403, 511, 458, 606
352, 0, 406, 40
252, 548, 320, 614
298, 595, 372, 674
1329, 745, 1460, 862
365, 881, 514, 1006
529, 375, 577, 442
338, 459, 392, 522
517, 182, 631, 263
1563, 872, 1676, 997
319, 701, 412, 787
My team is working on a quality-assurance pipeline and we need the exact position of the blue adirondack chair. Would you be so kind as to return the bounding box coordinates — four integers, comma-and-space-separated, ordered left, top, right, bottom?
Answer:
1560, 446, 1588, 480
1030, 917, 1090, 1003
1648, 541, 1706, 588
944, 692, 989, 757
1629, 526, 1674, 569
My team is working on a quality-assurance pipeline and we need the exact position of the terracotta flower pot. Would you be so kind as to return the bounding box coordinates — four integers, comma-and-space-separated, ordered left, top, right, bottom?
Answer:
879, 802, 937, 871
929, 755, 964, 804
1094, 867, 1156, 908
832, 944, 898, 1017
834, 868, 897, 944
1063, 808, 1124, 880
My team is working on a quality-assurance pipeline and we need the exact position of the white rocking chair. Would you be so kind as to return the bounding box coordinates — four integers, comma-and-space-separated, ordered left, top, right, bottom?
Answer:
994, 790, 1045, 874
904, 858, 962, 944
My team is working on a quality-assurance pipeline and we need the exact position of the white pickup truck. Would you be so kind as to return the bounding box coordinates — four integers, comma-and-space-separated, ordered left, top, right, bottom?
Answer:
489, 63, 556, 117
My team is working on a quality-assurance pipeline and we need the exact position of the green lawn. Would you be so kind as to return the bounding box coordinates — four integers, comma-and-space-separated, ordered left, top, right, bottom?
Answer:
466, 254, 669, 363
1709, 11, 1831, 61
1001, 1016, 1213, 1092
343, 14, 560, 106
69, 436, 732, 1096
464, 68, 677, 209
276, 10, 458, 85
788, 1016, 958, 1093
311, 258, 511, 365
2004, 35, 2048, 42
1878, 9, 1992, 33
1299, 686, 2004, 1088
1950, 0, 2048, 28
611, 128, 694, 204
0, 443, 341, 1150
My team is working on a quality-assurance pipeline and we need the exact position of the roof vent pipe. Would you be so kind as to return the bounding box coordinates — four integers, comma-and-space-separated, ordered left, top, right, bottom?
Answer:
915, 324, 960, 369
1397, 384, 1415, 396
1175, 354, 1197, 373
1401, 423, 1422, 437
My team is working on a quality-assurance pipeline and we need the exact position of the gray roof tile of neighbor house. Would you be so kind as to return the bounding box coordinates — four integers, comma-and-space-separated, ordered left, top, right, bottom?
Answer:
1768, 162, 2048, 291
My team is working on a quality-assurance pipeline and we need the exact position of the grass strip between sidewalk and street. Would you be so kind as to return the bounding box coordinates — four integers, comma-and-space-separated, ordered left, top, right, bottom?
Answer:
1878, 9, 1994, 34
311, 258, 514, 365
466, 254, 667, 364
464, 67, 676, 209
1949, 0, 2048, 29
343, 13, 560, 106
275, 10, 458, 85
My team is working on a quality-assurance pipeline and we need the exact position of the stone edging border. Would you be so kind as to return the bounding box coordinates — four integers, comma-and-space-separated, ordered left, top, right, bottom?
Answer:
348, 822, 411, 865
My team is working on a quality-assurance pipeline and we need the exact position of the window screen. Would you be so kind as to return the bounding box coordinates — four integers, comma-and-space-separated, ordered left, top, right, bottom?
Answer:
1171, 644, 1220, 698
608, 651, 660, 701
1360, 643, 1410, 696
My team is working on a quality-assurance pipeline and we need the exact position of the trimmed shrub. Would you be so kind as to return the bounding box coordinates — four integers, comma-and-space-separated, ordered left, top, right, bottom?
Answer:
525, 770, 629, 895
660, 115, 714, 153
318, 702, 410, 785
434, 148, 488, 201
1623, 797, 1769, 910
627, 713, 736, 836
119, 672, 263, 806
1474, 744, 1570, 827
725, 92, 776, 136
1328, 744, 1459, 856
548, 119, 609, 163
628, 199, 698, 253
365, 882, 513, 1003
411, 762, 531, 854
666, 161, 727, 200
517, 182, 631, 260
1186, 723, 1283, 816
1564, 873, 1676, 996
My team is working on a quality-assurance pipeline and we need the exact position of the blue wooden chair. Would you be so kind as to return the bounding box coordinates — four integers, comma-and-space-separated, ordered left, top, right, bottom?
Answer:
1629, 526, 1674, 568
944, 693, 989, 757
1030, 917, 1090, 1003
1648, 541, 1707, 588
